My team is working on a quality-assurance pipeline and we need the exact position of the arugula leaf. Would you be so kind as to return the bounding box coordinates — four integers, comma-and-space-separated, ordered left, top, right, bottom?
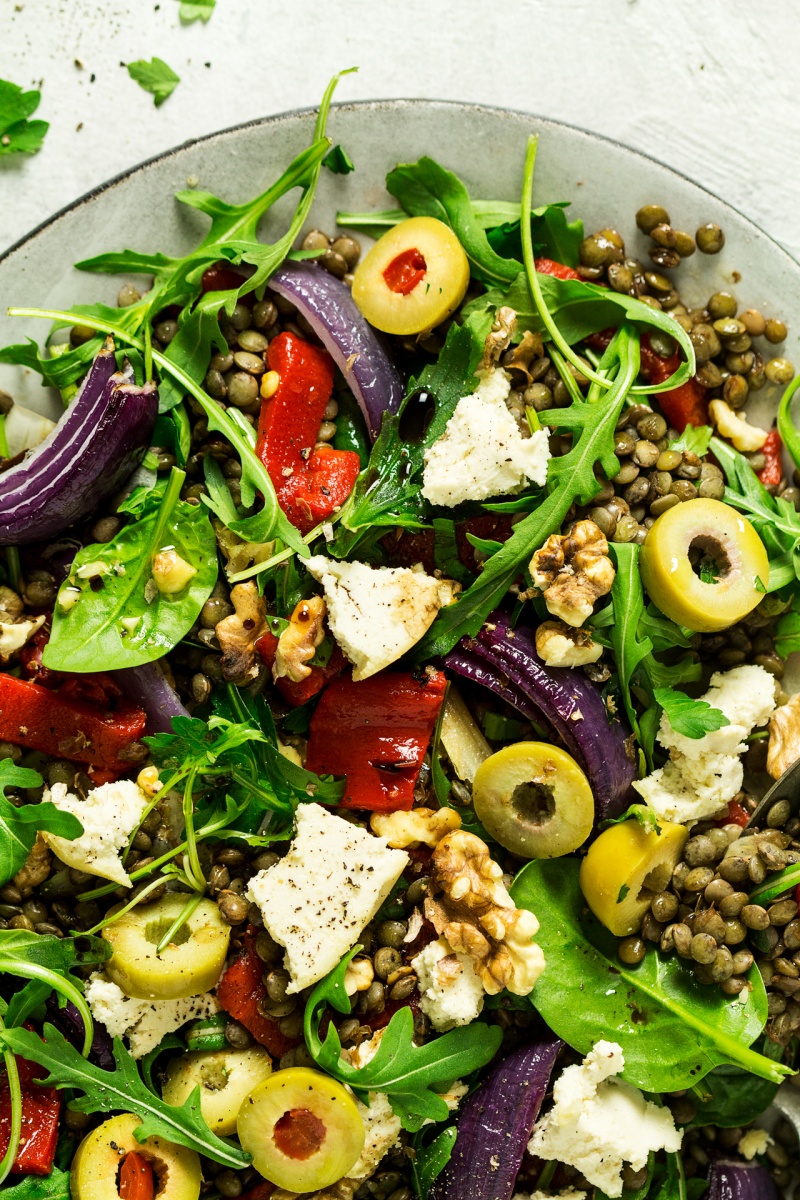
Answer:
775, 610, 800, 659
670, 424, 713, 457
176, 0, 215, 21
304, 951, 502, 1130
654, 689, 728, 740
156, 302, 226, 413
0, 1025, 250, 1167
0, 1166, 71, 1199
141, 1032, 185, 1093
323, 144, 354, 174
511, 859, 790, 1091
44, 469, 217, 672
413, 325, 640, 659
410, 1126, 458, 1199
0, 761, 82, 887
0, 78, 48, 156
126, 58, 181, 106
332, 309, 493, 554
486, 202, 583, 268
432, 519, 470, 585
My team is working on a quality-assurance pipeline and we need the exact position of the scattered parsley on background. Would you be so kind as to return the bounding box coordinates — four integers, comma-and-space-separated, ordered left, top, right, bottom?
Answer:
0, 77, 48, 156
126, 58, 181, 106
176, 0, 216, 20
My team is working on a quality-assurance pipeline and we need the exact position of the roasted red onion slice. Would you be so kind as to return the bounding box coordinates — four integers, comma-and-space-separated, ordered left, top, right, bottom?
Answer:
707, 1158, 781, 1200
270, 260, 405, 440
115, 662, 189, 735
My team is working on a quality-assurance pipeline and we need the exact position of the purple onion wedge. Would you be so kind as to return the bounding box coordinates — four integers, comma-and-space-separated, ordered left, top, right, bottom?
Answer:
444, 612, 635, 820
0, 341, 157, 544
430, 1035, 561, 1200
270, 260, 404, 440
114, 662, 190, 735
707, 1158, 781, 1200
45, 993, 114, 1071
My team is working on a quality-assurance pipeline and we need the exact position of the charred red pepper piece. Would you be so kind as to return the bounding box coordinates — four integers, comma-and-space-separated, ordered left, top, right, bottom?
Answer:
306, 670, 447, 812
0, 674, 145, 772
715, 799, 749, 829
533, 257, 581, 281
639, 336, 708, 430
758, 429, 783, 487
255, 630, 346, 707
119, 1151, 155, 1200
216, 929, 298, 1057
256, 333, 361, 535
0, 1041, 61, 1175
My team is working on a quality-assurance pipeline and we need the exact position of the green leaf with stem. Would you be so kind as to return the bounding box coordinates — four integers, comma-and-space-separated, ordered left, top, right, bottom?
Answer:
304, 950, 503, 1129
0, 77, 48, 156
0, 1024, 251, 1168
413, 324, 640, 660
653, 689, 728, 740
410, 1126, 458, 1200
0, 1010, 22, 1187
126, 58, 180, 106
0, 1166, 71, 1199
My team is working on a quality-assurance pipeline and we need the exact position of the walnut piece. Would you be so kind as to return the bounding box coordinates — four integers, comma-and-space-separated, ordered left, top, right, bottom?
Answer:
426, 829, 544, 996
212, 517, 275, 579
479, 306, 518, 371
535, 619, 603, 668
215, 581, 268, 684
274, 596, 326, 684
14, 833, 52, 898
767, 692, 800, 780
709, 399, 768, 453
370, 806, 461, 849
530, 519, 615, 627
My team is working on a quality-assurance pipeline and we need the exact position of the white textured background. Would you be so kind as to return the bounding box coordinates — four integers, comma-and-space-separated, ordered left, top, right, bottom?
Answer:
2, 0, 800, 259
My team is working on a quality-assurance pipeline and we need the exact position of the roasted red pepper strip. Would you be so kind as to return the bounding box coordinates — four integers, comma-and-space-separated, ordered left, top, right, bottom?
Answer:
306, 670, 447, 812
0, 674, 145, 771
758, 429, 783, 487
119, 1152, 155, 1200
714, 799, 749, 829
216, 929, 298, 1057
255, 630, 346, 707
639, 336, 708, 430
256, 333, 361, 535
533, 256, 581, 281
0, 1043, 61, 1175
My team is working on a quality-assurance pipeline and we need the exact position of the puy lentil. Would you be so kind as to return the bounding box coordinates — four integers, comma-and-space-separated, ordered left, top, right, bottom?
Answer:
696, 223, 725, 254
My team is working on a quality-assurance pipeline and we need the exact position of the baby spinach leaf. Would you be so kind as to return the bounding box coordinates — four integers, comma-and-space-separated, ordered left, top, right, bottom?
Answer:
0, 78, 48, 156
304, 950, 502, 1130
689, 1060, 780, 1129
44, 469, 217, 672
126, 58, 181, 106
0, 1024, 250, 1168
0, 1166, 71, 1200
413, 325, 640, 660
0, 762, 82, 887
486, 202, 583, 268
653, 689, 728, 740
410, 1126, 458, 1199
511, 859, 789, 1092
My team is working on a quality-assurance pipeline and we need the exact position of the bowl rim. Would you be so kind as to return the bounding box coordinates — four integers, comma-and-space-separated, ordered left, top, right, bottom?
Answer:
2, 97, 797, 271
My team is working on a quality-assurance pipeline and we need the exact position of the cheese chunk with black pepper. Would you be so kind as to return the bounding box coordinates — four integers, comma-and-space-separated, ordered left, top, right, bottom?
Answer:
246, 803, 409, 992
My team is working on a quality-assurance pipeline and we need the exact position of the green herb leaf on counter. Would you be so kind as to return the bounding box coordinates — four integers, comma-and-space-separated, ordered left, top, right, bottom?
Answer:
0, 78, 48, 156
323, 144, 355, 174
0, 761, 82, 888
44, 468, 217, 672
0, 1024, 251, 1168
176, 0, 215, 22
304, 949, 503, 1129
511, 859, 789, 1092
653, 689, 728, 740
670, 424, 713, 457
126, 58, 181, 106
414, 324, 640, 660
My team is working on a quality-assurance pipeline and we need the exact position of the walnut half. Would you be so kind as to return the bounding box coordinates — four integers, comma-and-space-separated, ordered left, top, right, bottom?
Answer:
530, 519, 615, 628
274, 596, 326, 684
426, 829, 544, 996
767, 692, 800, 780
370, 806, 461, 849
215, 581, 268, 684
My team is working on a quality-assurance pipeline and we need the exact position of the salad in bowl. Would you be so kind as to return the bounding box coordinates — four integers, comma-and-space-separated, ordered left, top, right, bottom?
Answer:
0, 71, 799, 1200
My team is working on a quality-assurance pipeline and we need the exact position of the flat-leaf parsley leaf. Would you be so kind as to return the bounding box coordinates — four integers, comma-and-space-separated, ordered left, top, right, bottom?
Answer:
653, 689, 728, 740
0, 78, 48, 156
127, 58, 181, 106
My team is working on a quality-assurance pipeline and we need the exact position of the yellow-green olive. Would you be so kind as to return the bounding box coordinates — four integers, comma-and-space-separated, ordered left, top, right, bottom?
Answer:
70, 1113, 201, 1200
579, 819, 688, 936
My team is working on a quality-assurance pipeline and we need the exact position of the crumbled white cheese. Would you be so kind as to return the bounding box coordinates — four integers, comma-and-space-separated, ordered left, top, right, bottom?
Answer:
528, 1041, 682, 1199
41, 779, 148, 886
421, 368, 550, 507
411, 935, 485, 1031
738, 1127, 772, 1160
0, 615, 45, 662
634, 665, 777, 824
513, 1191, 587, 1200
84, 972, 219, 1059
536, 623, 603, 668
305, 556, 457, 680
246, 803, 409, 993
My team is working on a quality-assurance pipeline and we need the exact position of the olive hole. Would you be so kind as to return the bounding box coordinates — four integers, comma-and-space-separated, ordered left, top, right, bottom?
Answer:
510, 780, 556, 827
688, 534, 731, 585
144, 918, 192, 948
637, 862, 672, 904
398, 388, 437, 444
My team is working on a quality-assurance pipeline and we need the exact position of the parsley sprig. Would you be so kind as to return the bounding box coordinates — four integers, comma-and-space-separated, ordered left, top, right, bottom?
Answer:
0, 78, 48, 156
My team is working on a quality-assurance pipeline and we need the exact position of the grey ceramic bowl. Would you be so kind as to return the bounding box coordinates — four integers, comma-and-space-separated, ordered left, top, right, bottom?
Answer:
1, 99, 799, 1161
